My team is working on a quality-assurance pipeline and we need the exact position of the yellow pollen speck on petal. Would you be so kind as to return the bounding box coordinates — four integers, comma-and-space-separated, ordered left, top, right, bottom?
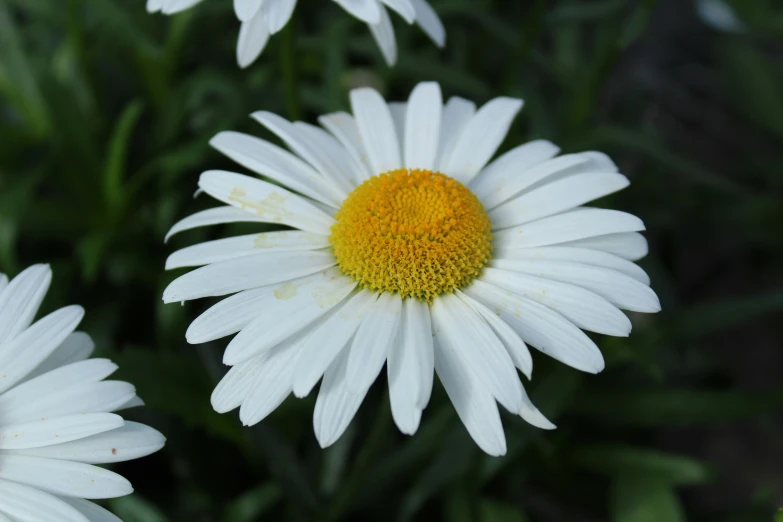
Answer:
329, 168, 493, 301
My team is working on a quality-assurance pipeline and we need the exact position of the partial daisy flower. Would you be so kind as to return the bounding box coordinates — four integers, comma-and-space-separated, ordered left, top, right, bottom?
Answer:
146, 0, 445, 68
164, 82, 660, 456
0, 264, 165, 521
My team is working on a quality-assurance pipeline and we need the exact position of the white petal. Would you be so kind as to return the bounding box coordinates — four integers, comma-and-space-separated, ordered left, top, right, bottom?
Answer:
560, 232, 649, 261
162, 250, 336, 303
19, 331, 94, 384
292, 289, 378, 398
0, 413, 124, 450
198, 170, 335, 235
58, 498, 122, 522
146, 0, 164, 13
445, 97, 524, 184
116, 396, 144, 411
0, 305, 84, 394
318, 112, 374, 182
433, 330, 506, 456
490, 173, 630, 230
472, 151, 604, 209
234, 0, 263, 21
494, 246, 650, 285
334, 0, 381, 24
380, 0, 415, 22
222, 268, 356, 365
0, 455, 132, 499
250, 112, 352, 197
0, 359, 118, 423
517, 386, 556, 430
162, 0, 205, 14
164, 206, 270, 243
238, 340, 301, 425
402, 298, 434, 408
186, 286, 276, 343
7, 421, 164, 464
211, 355, 267, 413
404, 82, 442, 170
166, 231, 329, 269
209, 131, 343, 207
0, 479, 88, 522
493, 208, 645, 250
293, 121, 357, 192
464, 279, 604, 373
387, 307, 421, 435
491, 260, 660, 313
411, 0, 445, 46
263, 0, 297, 34
0, 274, 7, 292
346, 292, 402, 393
312, 348, 368, 448
350, 87, 401, 173
0, 264, 52, 344
471, 141, 564, 208
236, 9, 270, 68
2, 381, 136, 426
386, 298, 428, 435
455, 290, 532, 379
435, 96, 475, 172
431, 294, 522, 413
367, 5, 398, 66
481, 266, 631, 336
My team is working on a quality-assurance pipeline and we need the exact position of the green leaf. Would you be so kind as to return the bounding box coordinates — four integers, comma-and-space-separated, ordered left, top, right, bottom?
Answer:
479, 500, 529, 522
112, 348, 245, 446
667, 292, 783, 340
583, 125, 745, 195
104, 100, 144, 212
612, 475, 685, 522
108, 495, 169, 522
221, 483, 283, 522
720, 41, 783, 139
574, 445, 711, 485
573, 389, 783, 426
775, 508, 783, 522
0, 0, 50, 136
398, 427, 477, 522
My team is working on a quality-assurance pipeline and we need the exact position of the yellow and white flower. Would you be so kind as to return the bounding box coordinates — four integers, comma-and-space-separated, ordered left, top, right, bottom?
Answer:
164, 82, 660, 456
0, 264, 165, 522
146, 0, 445, 68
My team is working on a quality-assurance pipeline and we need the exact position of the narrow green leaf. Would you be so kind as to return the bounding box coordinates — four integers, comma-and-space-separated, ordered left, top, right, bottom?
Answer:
108, 495, 169, 522
574, 445, 711, 485
583, 125, 745, 194
112, 349, 245, 446
221, 483, 283, 522
0, 0, 49, 136
668, 293, 783, 340
104, 101, 144, 212
612, 475, 685, 522
573, 389, 783, 426
479, 500, 529, 522
775, 508, 783, 522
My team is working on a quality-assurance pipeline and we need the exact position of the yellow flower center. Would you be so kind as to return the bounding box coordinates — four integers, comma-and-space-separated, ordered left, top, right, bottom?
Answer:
329, 168, 493, 301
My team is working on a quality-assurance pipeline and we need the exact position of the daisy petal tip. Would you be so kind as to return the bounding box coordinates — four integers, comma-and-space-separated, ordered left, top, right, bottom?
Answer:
291, 381, 313, 399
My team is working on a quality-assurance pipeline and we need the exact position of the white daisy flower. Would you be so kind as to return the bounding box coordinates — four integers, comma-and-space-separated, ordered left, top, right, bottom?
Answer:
146, 0, 445, 68
164, 82, 660, 456
0, 264, 166, 521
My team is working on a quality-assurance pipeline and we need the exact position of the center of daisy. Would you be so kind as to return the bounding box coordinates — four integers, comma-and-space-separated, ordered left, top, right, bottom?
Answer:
329, 168, 493, 301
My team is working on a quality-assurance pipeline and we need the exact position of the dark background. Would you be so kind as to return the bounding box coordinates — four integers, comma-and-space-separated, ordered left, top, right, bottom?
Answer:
1, 0, 782, 520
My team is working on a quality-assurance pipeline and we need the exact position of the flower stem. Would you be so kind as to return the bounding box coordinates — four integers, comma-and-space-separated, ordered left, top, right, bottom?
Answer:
280, 17, 301, 121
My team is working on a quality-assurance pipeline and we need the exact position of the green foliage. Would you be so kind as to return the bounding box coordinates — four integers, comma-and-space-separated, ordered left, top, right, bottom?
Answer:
1, 0, 782, 521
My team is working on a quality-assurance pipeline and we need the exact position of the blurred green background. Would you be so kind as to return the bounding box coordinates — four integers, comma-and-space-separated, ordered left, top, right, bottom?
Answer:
2, 0, 783, 520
